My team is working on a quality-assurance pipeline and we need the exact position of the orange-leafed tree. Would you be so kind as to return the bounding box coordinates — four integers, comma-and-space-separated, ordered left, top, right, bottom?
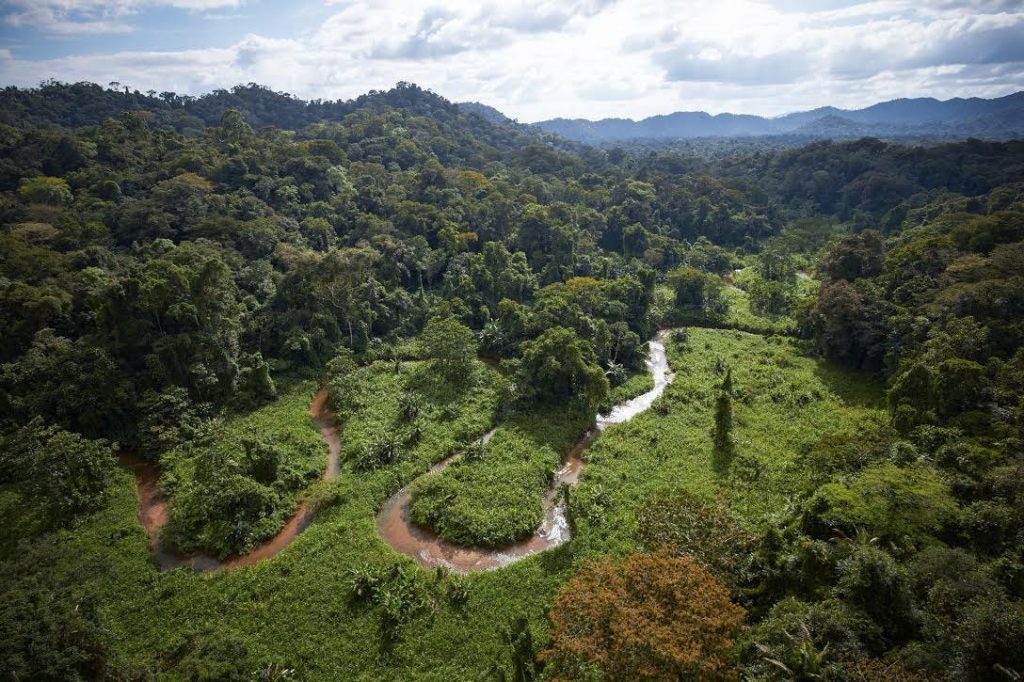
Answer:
541, 552, 746, 681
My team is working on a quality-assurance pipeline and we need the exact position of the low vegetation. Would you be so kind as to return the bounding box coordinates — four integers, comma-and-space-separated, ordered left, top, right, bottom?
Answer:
408, 411, 588, 547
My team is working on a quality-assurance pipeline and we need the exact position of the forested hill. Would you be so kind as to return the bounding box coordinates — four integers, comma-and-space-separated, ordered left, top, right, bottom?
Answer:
0, 81, 540, 150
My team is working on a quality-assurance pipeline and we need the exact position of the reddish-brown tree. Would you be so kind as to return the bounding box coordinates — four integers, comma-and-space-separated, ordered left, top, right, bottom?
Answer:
542, 552, 746, 681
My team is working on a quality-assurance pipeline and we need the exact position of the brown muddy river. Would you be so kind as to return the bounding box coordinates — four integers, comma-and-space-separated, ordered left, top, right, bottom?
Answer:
124, 387, 341, 571
375, 331, 674, 573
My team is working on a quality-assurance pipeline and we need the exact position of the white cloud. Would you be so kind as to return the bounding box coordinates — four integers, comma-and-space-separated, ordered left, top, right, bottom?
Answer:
0, 0, 1021, 120
2, 0, 241, 35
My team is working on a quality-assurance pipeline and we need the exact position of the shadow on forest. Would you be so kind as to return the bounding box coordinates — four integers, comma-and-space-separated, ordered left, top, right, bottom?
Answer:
811, 361, 886, 410
404, 362, 488, 409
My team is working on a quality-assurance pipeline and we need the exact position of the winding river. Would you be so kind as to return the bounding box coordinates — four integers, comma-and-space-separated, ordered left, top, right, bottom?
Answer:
128, 332, 672, 573
375, 330, 675, 573
124, 387, 341, 571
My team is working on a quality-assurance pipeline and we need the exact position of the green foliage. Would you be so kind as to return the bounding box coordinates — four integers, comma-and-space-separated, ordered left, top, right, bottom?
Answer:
160, 626, 255, 681
0, 580, 111, 681
160, 384, 324, 558
421, 312, 478, 382
18, 176, 73, 205
334, 358, 506, 477
409, 410, 586, 547
347, 563, 432, 643
667, 265, 729, 321
804, 463, 957, 545
741, 598, 881, 679
516, 326, 609, 416
0, 80, 1023, 680
1, 418, 117, 526
136, 386, 212, 457
834, 545, 918, 643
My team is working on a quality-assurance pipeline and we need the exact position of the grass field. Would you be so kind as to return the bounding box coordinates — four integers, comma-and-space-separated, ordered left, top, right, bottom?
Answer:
0, 328, 887, 679
570, 327, 886, 557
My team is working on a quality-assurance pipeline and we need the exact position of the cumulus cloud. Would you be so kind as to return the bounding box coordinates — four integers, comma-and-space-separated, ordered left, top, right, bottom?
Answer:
0, 0, 1021, 120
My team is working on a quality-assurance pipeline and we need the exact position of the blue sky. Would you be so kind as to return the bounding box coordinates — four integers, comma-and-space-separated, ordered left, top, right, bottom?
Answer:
1, 0, 1022, 121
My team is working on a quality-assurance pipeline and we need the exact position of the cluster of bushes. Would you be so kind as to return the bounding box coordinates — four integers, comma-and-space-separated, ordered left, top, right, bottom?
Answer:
159, 388, 324, 558
409, 411, 587, 547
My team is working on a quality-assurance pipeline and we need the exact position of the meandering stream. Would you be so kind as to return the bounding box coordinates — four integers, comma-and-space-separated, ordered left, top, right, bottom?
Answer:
124, 387, 341, 571
128, 332, 672, 573
375, 330, 674, 573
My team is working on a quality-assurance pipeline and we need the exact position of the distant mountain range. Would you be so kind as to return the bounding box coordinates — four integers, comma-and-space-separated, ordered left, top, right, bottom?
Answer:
459, 92, 1024, 142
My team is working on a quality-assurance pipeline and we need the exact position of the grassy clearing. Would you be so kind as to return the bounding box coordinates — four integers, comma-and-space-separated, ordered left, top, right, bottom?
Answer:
334, 359, 507, 477
570, 327, 886, 558
0, 328, 887, 679
721, 268, 819, 337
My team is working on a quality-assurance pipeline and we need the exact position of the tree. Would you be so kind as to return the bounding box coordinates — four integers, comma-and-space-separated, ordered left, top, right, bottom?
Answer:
804, 463, 957, 545
834, 545, 918, 643
808, 280, 885, 371
516, 327, 609, 416
712, 368, 736, 474
1, 418, 117, 526
821, 230, 885, 282
326, 347, 358, 412
17, 176, 72, 205
667, 265, 728, 320
420, 313, 477, 382
542, 552, 745, 681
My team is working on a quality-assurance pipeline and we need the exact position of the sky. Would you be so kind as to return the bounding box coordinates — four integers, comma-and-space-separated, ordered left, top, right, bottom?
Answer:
1, 0, 1022, 122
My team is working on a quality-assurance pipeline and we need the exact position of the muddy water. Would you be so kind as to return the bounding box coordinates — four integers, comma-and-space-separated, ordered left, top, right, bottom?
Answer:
376, 331, 675, 573
124, 387, 341, 572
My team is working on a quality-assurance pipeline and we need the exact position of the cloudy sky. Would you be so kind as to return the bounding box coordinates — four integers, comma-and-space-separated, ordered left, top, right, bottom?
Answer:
1, 0, 1022, 121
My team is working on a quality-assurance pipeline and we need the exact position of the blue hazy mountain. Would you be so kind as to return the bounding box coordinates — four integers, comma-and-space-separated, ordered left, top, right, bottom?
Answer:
526, 91, 1024, 142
